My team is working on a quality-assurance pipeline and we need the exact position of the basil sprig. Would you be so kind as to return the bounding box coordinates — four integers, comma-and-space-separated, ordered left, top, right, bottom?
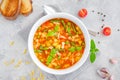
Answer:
46, 48, 57, 65
47, 25, 60, 37
69, 46, 82, 52
90, 39, 99, 63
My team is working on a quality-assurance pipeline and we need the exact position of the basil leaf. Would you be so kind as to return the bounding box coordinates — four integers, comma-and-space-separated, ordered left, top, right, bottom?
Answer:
54, 25, 59, 32
50, 48, 57, 56
55, 65, 60, 69
39, 45, 48, 50
34, 50, 42, 53
95, 48, 99, 52
90, 49, 95, 53
90, 52, 96, 63
43, 47, 48, 50
46, 48, 57, 65
58, 56, 61, 60
37, 35, 40, 38
47, 31, 55, 37
50, 19, 60, 23
67, 22, 71, 26
39, 45, 43, 49
91, 39, 96, 49
71, 42, 75, 46
46, 56, 53, 65
58, 48, 64, 52
47, 25, 59, 37
66, 27, 71, 34
76, 46, 82, 51
90, 39, 99, 63
69, 47, 76, 52
65, 41, 70, 44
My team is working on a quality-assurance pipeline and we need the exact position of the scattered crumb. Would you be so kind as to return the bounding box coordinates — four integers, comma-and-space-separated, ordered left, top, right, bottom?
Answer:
30, 70, 35, 77
31, 77, 36, 80
9, 41, 15, 46
37, 77, 40, 80
10, 59, 15, 64
23, 49, 27, 54
20, 76, 26, 80
14, 60, 22, 68
25, 61, 31, 65
4, 61, 10, 66
3, 59, 15, 66
40, 72, 45, 80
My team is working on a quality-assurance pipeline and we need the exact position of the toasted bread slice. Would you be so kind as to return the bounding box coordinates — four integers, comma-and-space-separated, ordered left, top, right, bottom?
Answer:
0, 0, 21, 20
20, 0, 32, 16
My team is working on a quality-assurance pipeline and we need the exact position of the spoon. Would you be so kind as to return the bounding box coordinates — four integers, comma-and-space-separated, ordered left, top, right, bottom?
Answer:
43, 5, 97, 37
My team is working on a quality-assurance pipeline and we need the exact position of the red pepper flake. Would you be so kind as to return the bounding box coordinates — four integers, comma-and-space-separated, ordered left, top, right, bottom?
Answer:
78, 8, 88, 18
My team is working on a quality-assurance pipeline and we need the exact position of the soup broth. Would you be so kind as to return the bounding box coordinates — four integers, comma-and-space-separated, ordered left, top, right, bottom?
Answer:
33, 18, 85, 69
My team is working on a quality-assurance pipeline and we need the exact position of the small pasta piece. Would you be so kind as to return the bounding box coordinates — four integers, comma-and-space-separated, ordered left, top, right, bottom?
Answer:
63, 64, 70, 68
9, 41, 14, 46
71, 57, 74, 64
59, 59, 64, 64
53, 42, 58, 47
61, 42, 65, 49
48, 63, 53, 68
55, 44, 61, 49
23, 48, 27, 54
51, 62, 57, 66
14, 60, 22, 68
75, 56, 81, 62
20, 76, 26, 80
78, 40, 82, 45
46, 42, 51, 47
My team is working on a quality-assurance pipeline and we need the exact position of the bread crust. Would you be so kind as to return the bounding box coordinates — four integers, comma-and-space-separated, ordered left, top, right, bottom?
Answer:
0, 0, 21, 20
20, 0, 33, 16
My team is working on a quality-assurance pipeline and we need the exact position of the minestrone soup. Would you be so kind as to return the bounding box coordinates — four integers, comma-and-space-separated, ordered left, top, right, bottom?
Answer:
33, 18, 85, 69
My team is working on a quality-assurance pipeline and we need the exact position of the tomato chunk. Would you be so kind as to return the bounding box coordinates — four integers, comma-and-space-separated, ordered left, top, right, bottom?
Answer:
78, 8, 88, 18
102, 27, 111, 36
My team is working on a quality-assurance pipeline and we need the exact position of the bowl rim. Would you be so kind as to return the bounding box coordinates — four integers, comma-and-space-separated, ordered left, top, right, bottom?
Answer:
28, 12, 90, 75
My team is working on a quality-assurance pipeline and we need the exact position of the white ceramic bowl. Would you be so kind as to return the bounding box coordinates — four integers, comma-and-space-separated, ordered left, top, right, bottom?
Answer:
28, 13, 90, 75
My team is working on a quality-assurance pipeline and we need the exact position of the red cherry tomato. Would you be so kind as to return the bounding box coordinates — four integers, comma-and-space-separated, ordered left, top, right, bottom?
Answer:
78, 8, 88, 18
102, 27, 111, 36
